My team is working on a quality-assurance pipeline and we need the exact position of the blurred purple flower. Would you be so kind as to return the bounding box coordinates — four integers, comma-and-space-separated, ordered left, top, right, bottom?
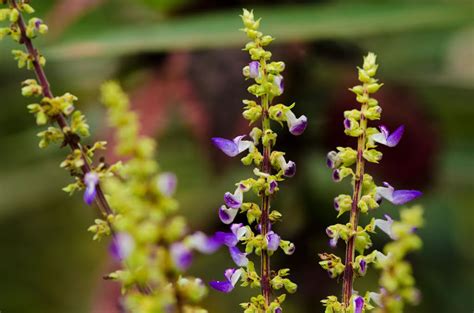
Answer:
109, 233, 134, 261
170, 242, 193, 271
157, 172, 177, 196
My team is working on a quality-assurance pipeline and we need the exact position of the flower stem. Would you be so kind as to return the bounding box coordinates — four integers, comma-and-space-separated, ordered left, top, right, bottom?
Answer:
10, 0, 113, 217
260, 93, 272, 308
342, 97, 368, 307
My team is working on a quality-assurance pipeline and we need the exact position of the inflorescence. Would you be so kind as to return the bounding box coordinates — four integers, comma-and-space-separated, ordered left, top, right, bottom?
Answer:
208, 9, 307, 313
320, 53, 424, 313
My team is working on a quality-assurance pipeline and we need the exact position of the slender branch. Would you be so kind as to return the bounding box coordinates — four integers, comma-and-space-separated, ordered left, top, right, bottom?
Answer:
10, 0, 112, 216
342, 95, 368, 307
260, 92, 272, 308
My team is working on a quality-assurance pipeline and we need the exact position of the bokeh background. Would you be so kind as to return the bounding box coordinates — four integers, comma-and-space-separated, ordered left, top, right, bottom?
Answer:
0, 0, 473, 312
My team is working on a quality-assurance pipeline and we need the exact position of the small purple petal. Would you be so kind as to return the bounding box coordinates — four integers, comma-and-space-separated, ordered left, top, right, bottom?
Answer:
157, 172, 177, 196
326, 151, 339, 169
188, 232, 222, 254
386, 125, 404, 147
329, 238, 338, 248
344, 118, 351, 129
212, 137, 239, 157
266, 231, 281, 252
83, 172, 99, 205
289, 115, 307, 136
269, 180, 278, 194
284, 160, 296, 177
391, 190, 422, 205
354, 296, 364, 313
219, 205, 238, 224
109, 233, 134, 261
249, 61, 260, 79
83, 185, 97, 206
170, 242, 193, 271
332, 169, 341, 182
209, 280, 234, 293
224, 192, 242, 209
333, 198, 340, 211
274, 75, 284, 94
214, 231, 238, 247
275, 308, 282, 313
359, 259, 367, 275
229, 246, 249, 266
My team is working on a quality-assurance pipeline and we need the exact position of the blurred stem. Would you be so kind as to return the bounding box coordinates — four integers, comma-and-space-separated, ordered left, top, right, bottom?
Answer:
342, 95, 368, 307
260, 91, 271, 308
10, 0, 113, 216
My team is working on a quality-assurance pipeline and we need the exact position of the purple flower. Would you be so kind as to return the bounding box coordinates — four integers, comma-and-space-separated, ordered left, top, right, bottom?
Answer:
224, 187, 244, 209
219, 205, 239, 224
354, 296, 364, 313
214, 223, 248, 247
274, 75, 284, 95
229, 246, 249, 266
332, 169, 341, 182
269, 179, 278, 194
265, 231, 281, 252
83, 172, 99, 205
249, 61, 260, 79
209, 268, 242, 293
157, 172, 177, 196
212, 135, 253, 157
275, 307, 282, 313
374, 214, 395, 239
375, 182, 422, 205
109, 233, 134, 261
326, 151, 341, 169
276, 154, 296, 177
187, 231, 222, 254
371, 125, 404, 147
359, 259, 367, 275
170, 242, 193, 271
343, 118, 352, 130
285, 110, 307, 136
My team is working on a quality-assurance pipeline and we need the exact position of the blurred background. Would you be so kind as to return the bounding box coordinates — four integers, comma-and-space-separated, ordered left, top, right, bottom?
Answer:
0, 0, 473, 312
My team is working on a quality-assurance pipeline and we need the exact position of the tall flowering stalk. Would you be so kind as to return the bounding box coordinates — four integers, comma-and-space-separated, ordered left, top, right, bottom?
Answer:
0, 1, 214, 311
320, 53, 424, 313
209, 9, 306, 312
101, 82, 218, 313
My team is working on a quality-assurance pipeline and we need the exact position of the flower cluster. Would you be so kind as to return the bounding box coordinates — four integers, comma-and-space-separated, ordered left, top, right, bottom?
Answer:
320, 53, 423, 313
209, 9, 305, 312
101, 82, 217, 313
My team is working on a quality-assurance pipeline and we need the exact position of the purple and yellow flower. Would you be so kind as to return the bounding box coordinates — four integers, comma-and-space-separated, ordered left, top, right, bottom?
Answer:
157, 172, 177, 196
209, 268, 243, 293
285, 110, 307, 136
371, 125, 404, 147
109, 232, 134, 261
249, 61, 260, 79
212, 135, 253, 157
275, 154, 296, 177
375, 182, 422, 205
170, 242, 193, 271
354, 296, 364, 313
83, 172, 99, 205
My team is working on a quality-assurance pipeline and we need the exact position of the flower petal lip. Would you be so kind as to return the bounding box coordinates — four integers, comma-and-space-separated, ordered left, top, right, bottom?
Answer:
83, 185, 97, 206
209, 268, 242, 293
219, 205, 239, 224
209, 280, 234, 293
170, 242, 193, 271
354, 296, 364, 313
386, 125, 404, 147
249, 61, 260, 79
214, 231, 238, 247
266, 231, 281, 252
391, 189, 422, 205
188, 231, 222, 254
283, 160, 296, 177
224, 192, 242, 209
289, 115, 307, 136
211, 137, 239, 157
229, 246, 249, 266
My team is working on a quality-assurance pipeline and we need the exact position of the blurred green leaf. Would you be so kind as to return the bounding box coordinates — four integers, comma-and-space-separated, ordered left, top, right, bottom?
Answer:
46, 3, 473, 60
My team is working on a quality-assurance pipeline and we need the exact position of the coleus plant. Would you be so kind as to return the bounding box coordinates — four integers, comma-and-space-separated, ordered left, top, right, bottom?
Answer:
320, 53, 424, 313
0, 1, 216, 312
209, 9, 306, 313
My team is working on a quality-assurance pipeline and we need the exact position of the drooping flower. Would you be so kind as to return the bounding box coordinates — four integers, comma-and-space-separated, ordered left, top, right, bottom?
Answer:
209, 268, 243, 293
375, 182, 422, 205
212, 135, 253, 157
83, 172, 99, 205
326, 151, 341, 169
249, 61, 260, 79
170, 242, 193, 271
218, 205, 239, 224
229, 246, 249, 266
157, 172, 177, 196
187, 231, 222, 254
274, 75, 284, 95
371, 125, 404, 147
265, 231, 281, 252
354, 296, 364, 313
275, 154, 296, 177
109, 232, 135, 261
375, 214, 395, 239
214, 223, 248, 247
224, 187, 244, 209
285, 110, 307, 136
